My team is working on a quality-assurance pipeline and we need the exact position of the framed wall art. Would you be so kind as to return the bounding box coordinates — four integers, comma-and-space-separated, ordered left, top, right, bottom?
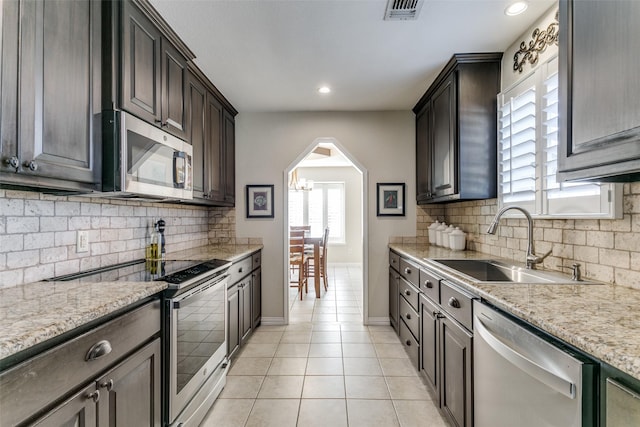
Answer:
377, 183, 405, 217
246, 185, 274, 218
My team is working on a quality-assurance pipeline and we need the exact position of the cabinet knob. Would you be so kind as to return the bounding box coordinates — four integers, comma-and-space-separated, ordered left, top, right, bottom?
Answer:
404, 290, 411, 296
155, 120, 168, 127
24, 160, 38, 171
448, 297, 461, 309
6, 156, 19, 168
239, 267, 243, 273
405, 340, 412, 346
406, 313, 411, 320
87, 390, 100, 403
404, 268, 411, 274
85, 340, 112, 361
424, 280, 433, 289
100, 379, 114, 391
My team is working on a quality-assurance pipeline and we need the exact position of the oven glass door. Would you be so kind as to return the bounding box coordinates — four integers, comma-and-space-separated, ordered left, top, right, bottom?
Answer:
169, 276, 227, 421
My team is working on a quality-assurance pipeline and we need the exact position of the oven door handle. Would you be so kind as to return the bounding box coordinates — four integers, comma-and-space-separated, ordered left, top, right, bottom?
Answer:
173, 277, 228, 309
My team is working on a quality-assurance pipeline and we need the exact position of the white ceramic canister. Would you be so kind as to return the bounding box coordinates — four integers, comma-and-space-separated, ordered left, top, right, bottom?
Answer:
435, 222, 448, 246
442, 224, 455, 249
449, 227, 467, 251
428, 220, 440, 245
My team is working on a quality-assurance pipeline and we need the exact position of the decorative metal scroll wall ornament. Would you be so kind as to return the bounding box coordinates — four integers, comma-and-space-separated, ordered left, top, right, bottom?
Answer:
513, 10, 559, 73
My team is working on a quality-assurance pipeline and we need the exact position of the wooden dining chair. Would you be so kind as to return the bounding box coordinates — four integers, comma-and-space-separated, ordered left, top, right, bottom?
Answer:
289, 233, 308, 300
290, 225, 311, 232
306, 227, 329, 291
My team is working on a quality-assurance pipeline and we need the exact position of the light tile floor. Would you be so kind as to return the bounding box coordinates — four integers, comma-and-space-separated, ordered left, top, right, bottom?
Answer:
200, 265, 450, 427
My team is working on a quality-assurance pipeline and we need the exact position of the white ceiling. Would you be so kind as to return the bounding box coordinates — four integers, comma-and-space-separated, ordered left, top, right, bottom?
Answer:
150, 0, 556, 112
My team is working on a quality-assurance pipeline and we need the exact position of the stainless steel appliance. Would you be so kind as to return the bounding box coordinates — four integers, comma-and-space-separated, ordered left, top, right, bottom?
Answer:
102, 110, 193, 200
162, 260, 231, 427
473, 300, 597, 427
47, 257, 232, 427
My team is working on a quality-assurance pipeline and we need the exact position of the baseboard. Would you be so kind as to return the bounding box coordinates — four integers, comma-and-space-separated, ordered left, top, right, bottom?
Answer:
260, 317, 286, 326
367, 317, 392, 326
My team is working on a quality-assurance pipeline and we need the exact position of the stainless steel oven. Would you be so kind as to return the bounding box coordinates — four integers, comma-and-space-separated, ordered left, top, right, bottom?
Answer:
102, 110, 193, 200
163, 261, 231, 427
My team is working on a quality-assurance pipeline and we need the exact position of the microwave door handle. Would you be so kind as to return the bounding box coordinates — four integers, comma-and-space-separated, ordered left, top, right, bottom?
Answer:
173, 151, 186, 188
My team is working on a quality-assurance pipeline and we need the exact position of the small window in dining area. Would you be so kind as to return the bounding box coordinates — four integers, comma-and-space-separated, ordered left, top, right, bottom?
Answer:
288, 182, 345, 243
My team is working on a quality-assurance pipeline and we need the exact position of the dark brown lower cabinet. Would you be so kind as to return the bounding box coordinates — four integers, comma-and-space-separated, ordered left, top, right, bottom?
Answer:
389, 267, 399, 332
252, 268, 262, 328
420, 293, 439, 393
32, 338, 161, 427
440, 315, 473, 427
227, 284, 240, 358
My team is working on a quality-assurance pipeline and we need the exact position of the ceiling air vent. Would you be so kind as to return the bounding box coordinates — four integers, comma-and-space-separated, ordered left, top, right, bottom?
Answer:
384, 0, 424, 21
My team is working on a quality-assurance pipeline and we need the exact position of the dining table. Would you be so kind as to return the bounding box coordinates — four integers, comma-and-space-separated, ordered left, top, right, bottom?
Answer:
303, 235, 323, 298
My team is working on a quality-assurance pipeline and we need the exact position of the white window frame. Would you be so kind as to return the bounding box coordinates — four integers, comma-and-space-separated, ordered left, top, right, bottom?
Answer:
497, 55, 622, 219
288, 181, 346, 244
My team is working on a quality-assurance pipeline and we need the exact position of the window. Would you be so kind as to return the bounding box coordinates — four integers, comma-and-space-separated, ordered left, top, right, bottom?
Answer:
288, 182, 345, 243
498, 56, 621, 218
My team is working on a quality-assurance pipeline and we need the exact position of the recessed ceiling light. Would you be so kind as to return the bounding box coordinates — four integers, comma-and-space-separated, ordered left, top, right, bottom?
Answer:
505, 1, 528, 16
318, 86, 331, 94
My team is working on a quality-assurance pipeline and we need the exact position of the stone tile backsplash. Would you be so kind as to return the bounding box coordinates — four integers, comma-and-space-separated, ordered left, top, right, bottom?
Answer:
0, 189, 239, 288
412, 183, 640, 290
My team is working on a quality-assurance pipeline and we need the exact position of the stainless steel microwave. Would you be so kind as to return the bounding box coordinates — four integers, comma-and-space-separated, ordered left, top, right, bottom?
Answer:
102, 110, 193, 200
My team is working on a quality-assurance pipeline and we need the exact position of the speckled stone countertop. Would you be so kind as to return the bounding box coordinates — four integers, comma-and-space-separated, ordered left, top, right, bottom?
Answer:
0, 244, 263, 363
390, 243, 640, 380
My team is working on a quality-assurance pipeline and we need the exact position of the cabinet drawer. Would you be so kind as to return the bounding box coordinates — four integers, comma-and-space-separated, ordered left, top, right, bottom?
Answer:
228, 255, 252, 284
389, 251, 400, 271
399, 319, 419, 370
419, 268, 440, 302
398, 277, 419, 312
0, 300, 160, 427
399, 258, 420, 287
440, 280, 474, 330
399, 296, 419, 342
252, 251, 262, 270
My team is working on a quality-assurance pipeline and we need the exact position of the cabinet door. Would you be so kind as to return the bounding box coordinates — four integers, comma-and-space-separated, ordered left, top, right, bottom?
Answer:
388, 267, 399, 331
558, 0, 640, 181
420, 295, 439, 393
227, 284, 240, 358
186, 71, 208, 199
207, 94, 225, 202
122, 0, 161, 124
431, 72, 457, 199
96, 338, 161, 427
31, 383, 97, 427
14, 0, 100, 186
415, 103, 432, 202
240, 279, 252, 344
0, 0, 19, 174
161, 39, 187, 140
223, 110, 236, 205
252, 268, 262, 328
439, 315, 472, 427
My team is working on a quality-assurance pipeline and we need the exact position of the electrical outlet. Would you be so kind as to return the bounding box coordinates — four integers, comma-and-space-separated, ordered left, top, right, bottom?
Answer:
77, 230, 89, 253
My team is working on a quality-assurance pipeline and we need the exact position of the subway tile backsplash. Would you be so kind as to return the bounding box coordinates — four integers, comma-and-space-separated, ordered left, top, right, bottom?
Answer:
414, 183, 640, 290
0, 189, 239, 288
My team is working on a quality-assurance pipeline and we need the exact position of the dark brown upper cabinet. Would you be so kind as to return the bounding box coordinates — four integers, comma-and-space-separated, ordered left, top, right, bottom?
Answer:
558, 0, 640, 182
121, 0, 189, 141
186, 65, 237, 206
414, 53, 501, 204
0, 0, 101, 192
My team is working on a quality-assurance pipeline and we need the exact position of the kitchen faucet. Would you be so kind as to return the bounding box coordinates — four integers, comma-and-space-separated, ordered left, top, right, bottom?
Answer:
486, 206, 551, 269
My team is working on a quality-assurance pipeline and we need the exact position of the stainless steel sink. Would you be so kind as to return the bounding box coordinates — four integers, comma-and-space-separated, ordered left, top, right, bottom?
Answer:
430, 259, 600, 285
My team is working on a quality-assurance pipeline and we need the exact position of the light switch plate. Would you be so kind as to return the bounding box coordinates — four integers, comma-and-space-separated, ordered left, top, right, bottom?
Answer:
77, 230, 89, 253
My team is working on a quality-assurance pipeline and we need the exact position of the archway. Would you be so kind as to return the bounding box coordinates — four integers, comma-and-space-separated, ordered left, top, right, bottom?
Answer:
282, 138, 369, 325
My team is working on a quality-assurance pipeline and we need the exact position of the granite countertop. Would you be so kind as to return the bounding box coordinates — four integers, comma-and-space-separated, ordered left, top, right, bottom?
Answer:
390, 243, 640, 380
0, 243, 263, 364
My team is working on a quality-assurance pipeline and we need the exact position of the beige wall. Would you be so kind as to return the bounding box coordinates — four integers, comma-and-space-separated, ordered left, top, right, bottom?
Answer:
295, 166, 362, 265
235, 111, 416, 322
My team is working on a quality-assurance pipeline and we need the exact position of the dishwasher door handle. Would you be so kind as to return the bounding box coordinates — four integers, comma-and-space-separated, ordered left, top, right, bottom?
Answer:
475, 316, 576, 399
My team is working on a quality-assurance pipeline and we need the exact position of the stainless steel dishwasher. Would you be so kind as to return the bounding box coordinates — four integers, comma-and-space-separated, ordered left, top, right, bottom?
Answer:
473, 301, 597, 427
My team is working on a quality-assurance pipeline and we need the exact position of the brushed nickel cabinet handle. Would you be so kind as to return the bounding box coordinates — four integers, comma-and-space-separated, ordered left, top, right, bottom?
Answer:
100, 379, 114, 391
448, 297, 461, 309
85, 340, 112, 361
87, 390, 100, 403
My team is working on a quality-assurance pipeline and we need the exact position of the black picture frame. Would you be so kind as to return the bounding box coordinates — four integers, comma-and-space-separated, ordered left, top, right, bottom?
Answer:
376, 183, 405, 217
246, 185, 274, 218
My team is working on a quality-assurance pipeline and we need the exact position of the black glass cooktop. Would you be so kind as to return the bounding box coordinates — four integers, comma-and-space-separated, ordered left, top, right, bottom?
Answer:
46, 258, 231, 287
